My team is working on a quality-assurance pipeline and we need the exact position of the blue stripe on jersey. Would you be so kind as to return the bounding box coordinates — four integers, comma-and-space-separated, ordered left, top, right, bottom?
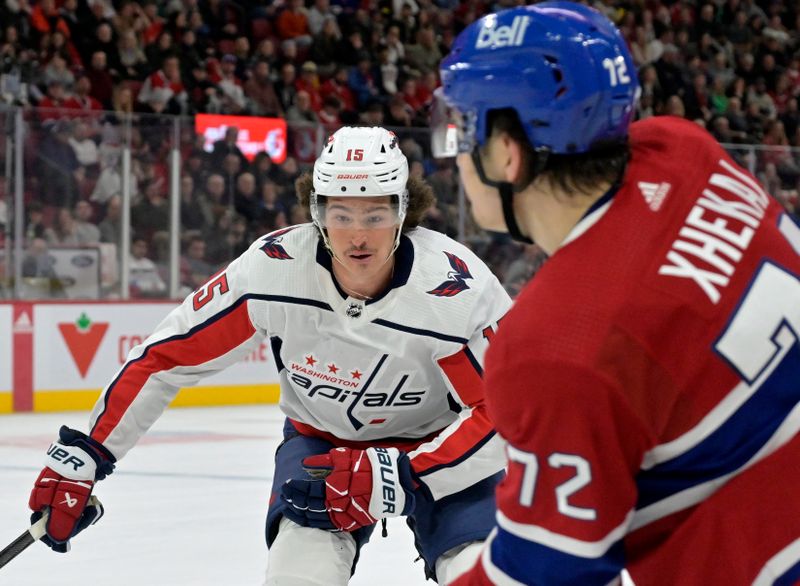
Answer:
372, 318, 468, 344
464, 345, 483, 376
636, 348, 800, 509
415, 429, 497, 478
489, 524, 624, 584
775, 559, 800, 586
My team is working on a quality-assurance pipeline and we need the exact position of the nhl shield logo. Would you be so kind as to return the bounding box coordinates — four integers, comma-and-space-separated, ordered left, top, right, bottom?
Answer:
345, 302, 363, 319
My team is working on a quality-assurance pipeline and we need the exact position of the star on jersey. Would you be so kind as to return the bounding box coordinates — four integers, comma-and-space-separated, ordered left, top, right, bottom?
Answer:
328, 363, 339, 374
427, 251, 474, 297
305, 355, 317, 366
260, 227, 296, 260
351, 370, 362, 380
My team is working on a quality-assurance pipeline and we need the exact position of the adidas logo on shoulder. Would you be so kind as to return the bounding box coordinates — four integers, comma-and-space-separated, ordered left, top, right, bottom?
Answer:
638, 181, 671, 212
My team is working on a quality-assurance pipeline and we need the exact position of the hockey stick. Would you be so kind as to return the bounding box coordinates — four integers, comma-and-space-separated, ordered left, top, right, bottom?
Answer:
0, 510, 48, 570
0, 495, 102, 569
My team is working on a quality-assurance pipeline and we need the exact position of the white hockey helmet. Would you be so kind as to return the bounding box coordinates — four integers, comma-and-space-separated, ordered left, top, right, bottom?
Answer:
311, 126, 410, 231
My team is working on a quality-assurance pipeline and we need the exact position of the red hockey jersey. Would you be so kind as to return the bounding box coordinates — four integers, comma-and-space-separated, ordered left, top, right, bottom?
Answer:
455, 116, 800, 585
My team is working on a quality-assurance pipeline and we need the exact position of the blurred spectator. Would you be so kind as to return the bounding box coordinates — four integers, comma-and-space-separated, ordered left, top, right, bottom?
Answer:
30, 0, 70, 45
179, 174, 208, 233
307, 0, 334, 36
320, 66, 356, 113
45, 206, 93, 245
317, 95, 342, 128
68, 120, 99, 170
210, 126, 247, 171
243, 59, 283, 117
747, 77, 777, 120
207, 212, 249, 264
348, 52, 379, 107
274, 62, 298, 113
129, 235, 166, 297
40, 50, 76, 89
131, 178, 169, 242
86, 50, 114, 108
257, 179, 288, 233
197, 172, 228, 227
233, 171, 260, 225
116, 30, 148, 81
180, 233, 215, 291
360, 99, 384, 126
286, 90, 319, 123
211, 53, 247, 114
295, 61, 322, 110
37, 79, 70, 125
22, 238, 64, 298
683, 72, 711, 122
404, 26, 441, 75
64, 73, 103, 116
38, 120, 83, 207
73, 200, 101, 244
384, 94, 413, 127
309, 16, 341, 76
276, 0, 312, 49
25, 201, 47, 241
144, 30, 174, 73
337, 30, 365, 67
137, 54, 187, 114
98, 194, 122, 244
383, 25, 405, 67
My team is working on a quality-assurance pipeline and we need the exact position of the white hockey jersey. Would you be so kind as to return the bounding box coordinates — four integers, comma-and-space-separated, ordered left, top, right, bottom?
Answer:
87, 224, 512, 500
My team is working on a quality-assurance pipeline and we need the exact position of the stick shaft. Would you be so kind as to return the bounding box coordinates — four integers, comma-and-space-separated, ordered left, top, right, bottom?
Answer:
0, 513, 47, 569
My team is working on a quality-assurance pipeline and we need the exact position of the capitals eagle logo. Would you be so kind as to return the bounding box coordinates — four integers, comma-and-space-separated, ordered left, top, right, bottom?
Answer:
427, 251, 473, 297
260, 226, 296, 260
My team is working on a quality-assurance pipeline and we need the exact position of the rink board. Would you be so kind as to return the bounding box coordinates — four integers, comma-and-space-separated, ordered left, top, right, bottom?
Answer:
0, 305, 11, 411
4, 301, 280, 413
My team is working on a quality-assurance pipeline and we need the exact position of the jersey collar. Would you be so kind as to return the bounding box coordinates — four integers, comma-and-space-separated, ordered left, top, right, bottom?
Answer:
315, 233, 414, 305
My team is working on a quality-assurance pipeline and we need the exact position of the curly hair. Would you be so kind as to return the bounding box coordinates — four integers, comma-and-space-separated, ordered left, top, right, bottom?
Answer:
294, 171, 435, 231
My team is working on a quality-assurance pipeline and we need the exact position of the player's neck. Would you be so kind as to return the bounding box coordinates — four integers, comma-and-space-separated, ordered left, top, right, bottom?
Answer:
519, 179, 612, 255
332, 257, 395, 300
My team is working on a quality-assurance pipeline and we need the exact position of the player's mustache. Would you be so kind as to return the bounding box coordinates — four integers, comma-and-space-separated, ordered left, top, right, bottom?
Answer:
345, 246, 375, 255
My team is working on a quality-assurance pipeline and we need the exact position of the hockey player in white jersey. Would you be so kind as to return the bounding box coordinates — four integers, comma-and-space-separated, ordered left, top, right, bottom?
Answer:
27, 126, 511, 585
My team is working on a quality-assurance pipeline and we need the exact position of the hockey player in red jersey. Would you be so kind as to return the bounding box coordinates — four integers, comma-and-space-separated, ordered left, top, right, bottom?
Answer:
26, 127, 511, 584
438, 3, 800, 585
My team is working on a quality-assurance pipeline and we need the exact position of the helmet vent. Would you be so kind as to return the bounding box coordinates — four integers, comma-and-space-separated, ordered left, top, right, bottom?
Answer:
552, 69, 563, 83
380, 144, 386, 153
555, 86, 567, 99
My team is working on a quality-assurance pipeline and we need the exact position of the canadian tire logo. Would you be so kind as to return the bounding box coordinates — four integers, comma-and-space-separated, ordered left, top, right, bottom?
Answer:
58, 313, 109, 378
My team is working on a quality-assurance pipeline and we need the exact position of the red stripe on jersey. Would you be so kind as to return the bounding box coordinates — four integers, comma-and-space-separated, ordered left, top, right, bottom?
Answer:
92, 302, 255, 444
410, 404, 494, 475
438, 346, 483, 405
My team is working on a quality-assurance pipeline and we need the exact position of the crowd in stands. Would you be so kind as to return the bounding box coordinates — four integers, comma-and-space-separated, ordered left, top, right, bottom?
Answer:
2, 0, 800, 300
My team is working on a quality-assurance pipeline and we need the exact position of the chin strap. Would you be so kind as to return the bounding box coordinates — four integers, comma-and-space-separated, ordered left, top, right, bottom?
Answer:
470, 147, 549, 245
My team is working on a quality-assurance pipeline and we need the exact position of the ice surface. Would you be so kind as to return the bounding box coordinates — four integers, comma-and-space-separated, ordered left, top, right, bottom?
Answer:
0, 405, 428, 585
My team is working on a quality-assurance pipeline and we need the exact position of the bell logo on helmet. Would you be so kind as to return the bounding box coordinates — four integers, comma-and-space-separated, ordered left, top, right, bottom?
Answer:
475, 15, 530, 50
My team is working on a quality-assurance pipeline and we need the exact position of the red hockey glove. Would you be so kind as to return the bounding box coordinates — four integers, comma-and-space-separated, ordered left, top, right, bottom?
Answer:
283, 447, 416, 532
29, 426, 115, 552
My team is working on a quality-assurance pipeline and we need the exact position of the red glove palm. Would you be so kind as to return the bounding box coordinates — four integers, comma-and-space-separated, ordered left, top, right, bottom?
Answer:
301, 447, 416, 532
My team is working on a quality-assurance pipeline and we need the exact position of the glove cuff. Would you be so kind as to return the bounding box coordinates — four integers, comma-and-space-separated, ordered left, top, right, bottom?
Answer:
366, 447, 415, 519
55, 426, 116, 481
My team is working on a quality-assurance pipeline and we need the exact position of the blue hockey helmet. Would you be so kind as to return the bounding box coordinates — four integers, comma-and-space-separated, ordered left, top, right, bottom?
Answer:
439, 2, 639, 155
